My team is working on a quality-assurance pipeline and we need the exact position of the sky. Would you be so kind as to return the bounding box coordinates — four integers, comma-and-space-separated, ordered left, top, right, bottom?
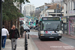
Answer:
22, 0, 63, 13
22, 0, 52, 12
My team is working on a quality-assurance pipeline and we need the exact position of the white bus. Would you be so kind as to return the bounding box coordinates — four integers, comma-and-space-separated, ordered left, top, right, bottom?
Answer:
38, 17, 63, 40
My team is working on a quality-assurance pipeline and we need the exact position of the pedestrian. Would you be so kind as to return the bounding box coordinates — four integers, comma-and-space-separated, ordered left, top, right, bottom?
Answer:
20, 26, 24, 38
9, 25, 20, 50
2, 25, 9, 48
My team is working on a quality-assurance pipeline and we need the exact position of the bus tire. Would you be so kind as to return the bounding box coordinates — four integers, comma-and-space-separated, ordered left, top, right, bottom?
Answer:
56, 38, 60, 41
38, 36, 40, 39
39, 36, 42, 40
40, 38, 43, 41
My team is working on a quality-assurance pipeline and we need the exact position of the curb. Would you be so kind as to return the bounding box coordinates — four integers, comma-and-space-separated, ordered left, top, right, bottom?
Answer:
62, 35, 75, 40
29, 36, 38, 50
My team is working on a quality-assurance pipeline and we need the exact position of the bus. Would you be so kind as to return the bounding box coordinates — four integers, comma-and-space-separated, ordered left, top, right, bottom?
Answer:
38, 17, 63, 40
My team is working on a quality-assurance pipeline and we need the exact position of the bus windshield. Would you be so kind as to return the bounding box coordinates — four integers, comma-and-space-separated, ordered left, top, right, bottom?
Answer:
41, 21, 60, 31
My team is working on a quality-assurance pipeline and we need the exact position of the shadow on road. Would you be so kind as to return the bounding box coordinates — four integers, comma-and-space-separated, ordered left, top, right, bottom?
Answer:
40, 38, 60, 41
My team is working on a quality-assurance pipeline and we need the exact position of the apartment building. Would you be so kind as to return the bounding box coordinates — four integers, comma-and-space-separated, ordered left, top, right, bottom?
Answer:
38, 2, 64, 19
23, 4, 35, 16
63, 0, 75, 36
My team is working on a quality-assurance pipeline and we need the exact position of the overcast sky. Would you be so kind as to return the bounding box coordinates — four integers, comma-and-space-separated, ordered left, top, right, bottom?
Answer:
23, 0, 52, 7
22, 0, 63, 13
22, 0, 52, 12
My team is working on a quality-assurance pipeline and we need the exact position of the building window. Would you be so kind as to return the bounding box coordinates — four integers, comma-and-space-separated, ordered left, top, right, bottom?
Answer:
48, 6, 50, 8
54, 9, 61, 13
74, 2, 75, 10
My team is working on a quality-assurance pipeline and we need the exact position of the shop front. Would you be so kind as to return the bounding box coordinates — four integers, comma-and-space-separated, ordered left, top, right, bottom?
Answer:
62, 17, 68, 34
69, 16, 75, 36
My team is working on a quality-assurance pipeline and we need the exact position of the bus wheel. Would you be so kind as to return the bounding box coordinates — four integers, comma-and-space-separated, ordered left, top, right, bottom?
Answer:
39, 36, 42, 40
38, 35, 40, 39
40, 38, 43, 41
39, 36, 40, 39
56, 38, 60, 41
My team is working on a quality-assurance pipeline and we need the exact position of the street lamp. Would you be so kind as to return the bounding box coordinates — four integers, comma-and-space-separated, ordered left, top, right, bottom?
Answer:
0, 0, 4, 50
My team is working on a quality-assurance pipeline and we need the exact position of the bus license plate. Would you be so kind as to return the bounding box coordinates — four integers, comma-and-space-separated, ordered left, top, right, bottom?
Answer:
49, 37, 54, 38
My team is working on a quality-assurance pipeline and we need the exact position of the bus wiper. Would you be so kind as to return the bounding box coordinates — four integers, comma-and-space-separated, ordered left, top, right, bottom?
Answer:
47, 28, 51, 29
46, 28, 51, 30
53, 29, 56, 33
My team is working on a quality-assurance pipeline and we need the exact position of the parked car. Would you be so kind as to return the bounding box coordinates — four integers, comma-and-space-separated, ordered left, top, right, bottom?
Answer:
29, 24, 35, 29
21, 24, 30, 32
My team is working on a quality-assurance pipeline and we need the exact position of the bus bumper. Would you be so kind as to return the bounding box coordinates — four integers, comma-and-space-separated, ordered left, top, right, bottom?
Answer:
40, 36, 62, 39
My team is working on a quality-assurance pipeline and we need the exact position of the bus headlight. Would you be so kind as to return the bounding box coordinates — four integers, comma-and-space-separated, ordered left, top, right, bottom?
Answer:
40, 31, 44, 34
58, 34, 62, 36
56, 30, 63, 34
56, 30, 63, 36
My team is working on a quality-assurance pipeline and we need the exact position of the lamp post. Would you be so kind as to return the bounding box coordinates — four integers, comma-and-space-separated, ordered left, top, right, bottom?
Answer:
0, 0, 3, 50
0, 0, 4, 50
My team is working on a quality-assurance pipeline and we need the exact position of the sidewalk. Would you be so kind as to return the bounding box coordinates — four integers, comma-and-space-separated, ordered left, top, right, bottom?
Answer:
2, 35, 35, 50
62, 34, 75, 39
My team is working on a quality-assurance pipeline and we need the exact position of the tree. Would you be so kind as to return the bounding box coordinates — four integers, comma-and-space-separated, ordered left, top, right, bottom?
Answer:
2, 0, 24, 21
2, 0, 24, 29
30, 9, 41, 18
14, 0, 30, 13
35, 9, 41, 17
30, 11, 35, 17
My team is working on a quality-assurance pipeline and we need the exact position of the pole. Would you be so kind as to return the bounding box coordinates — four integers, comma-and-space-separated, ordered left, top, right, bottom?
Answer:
28, 34, 29, 39
25, 31, 28, 50
0, 0, 2, 50
61, 0, 62, 17
56, 5, 57, 17
43, 5, 45, 17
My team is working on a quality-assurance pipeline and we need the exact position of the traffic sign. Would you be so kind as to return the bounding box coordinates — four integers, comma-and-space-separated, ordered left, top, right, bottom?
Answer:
19, 17, 24, 21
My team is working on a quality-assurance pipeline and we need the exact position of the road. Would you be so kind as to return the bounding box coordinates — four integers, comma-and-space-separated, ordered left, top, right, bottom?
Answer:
60, 37, 75, 47
26, 29, 75, 50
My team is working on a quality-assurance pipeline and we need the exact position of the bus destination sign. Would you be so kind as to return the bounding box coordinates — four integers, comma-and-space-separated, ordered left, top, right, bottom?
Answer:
42, 17, 60, 21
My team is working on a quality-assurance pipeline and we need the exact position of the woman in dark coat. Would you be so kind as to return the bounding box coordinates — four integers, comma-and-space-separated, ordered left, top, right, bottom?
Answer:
20, 26, 24, 38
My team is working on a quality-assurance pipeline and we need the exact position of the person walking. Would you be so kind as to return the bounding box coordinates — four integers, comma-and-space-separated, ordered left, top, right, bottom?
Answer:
9, 25, 20, 50
20, 26, 24, 38
2, 26, 9, 48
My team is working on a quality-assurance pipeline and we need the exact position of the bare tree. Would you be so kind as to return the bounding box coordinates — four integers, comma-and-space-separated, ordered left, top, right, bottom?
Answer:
30, 8, 41, 19
35, 9, 41, 17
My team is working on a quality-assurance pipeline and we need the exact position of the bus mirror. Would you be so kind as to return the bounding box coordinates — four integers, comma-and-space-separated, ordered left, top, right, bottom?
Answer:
61, 20, 63, 23
39, 21, 42, 25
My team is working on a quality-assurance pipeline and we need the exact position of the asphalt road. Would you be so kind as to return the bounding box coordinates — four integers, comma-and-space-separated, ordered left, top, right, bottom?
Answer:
60, 37, 75, 47
26, 29, 75, 50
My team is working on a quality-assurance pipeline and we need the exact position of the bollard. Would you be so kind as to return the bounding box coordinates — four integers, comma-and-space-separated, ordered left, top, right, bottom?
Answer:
25, 31, 28, 50
28, 34, 29, 39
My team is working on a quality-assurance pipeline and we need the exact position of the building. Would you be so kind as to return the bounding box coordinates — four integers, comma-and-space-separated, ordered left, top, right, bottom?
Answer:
63, 0, 75, 36
23, 4, 35, 16
37, 2, 64, 20
45, 3, 64, 17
